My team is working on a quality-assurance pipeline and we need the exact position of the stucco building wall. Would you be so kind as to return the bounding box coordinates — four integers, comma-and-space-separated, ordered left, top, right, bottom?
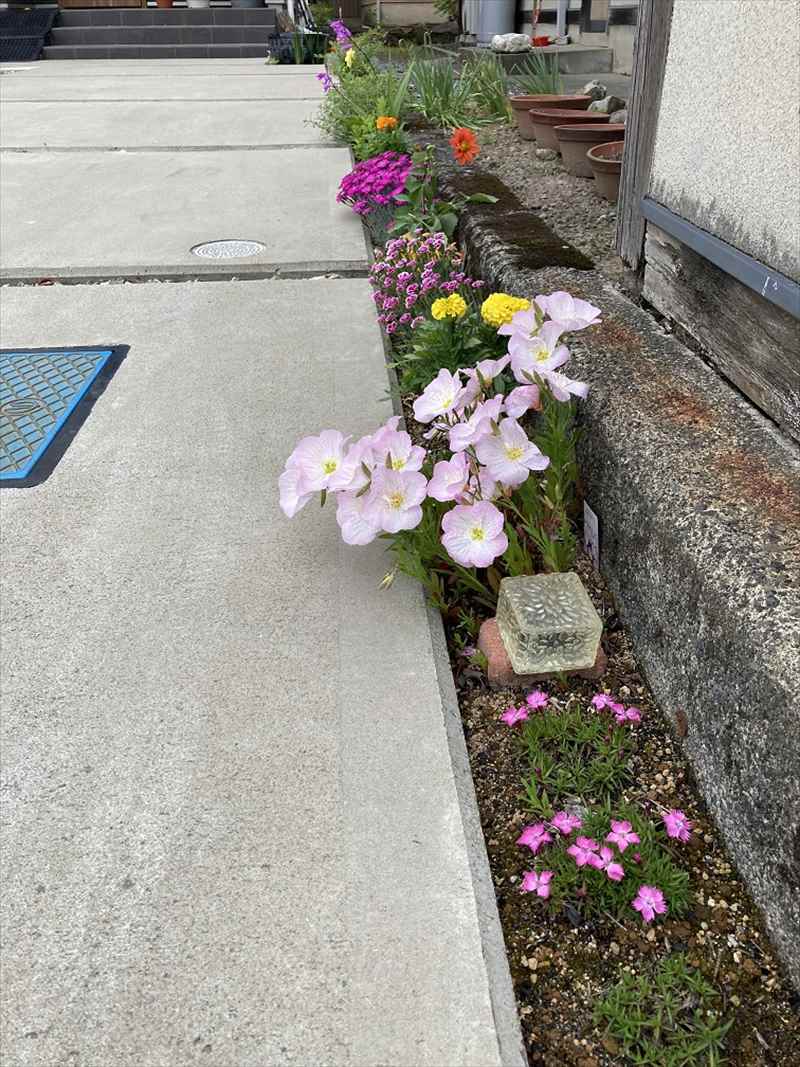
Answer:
650, 0, 800, 281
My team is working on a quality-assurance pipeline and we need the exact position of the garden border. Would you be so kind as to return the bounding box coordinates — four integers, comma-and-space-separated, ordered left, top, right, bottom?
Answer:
352, 185, 530, 1067
429, 158, 800, 991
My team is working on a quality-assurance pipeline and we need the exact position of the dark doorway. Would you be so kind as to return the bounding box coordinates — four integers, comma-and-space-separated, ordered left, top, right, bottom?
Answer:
581, 0, 609, 33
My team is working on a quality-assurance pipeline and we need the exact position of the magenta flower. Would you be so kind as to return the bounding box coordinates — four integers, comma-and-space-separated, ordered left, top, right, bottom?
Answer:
591, 693, 615, 710
632, 884, 668, 923
567, 837, 601, 867
500, 705, 528, 726
595, 846, 625, 882
440, 501, 508, 569
520, 869, 554, 899
606, 820, 640, 853
662, 809, 693, 843
551, 811, 582, 836
329, 18, 353, 45
614, 704, 642, 725
526, 690, 549, 710
517, 823, 553, 855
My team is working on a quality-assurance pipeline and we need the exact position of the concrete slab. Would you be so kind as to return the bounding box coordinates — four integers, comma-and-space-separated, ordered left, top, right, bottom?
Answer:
0, 148, 365, 278
0, 100, 326, 148
0, 72, 323, 101
1, 60, 323, 76
0, 278, 518, 1067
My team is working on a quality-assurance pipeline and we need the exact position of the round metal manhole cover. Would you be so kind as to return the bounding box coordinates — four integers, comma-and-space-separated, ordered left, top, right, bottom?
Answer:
191, 239, 266, 260
1, 398, 44, 417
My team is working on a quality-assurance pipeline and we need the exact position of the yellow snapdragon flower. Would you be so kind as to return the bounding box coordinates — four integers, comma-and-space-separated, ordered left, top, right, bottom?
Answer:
344, 48, 354, 68
480, 292, 531, 328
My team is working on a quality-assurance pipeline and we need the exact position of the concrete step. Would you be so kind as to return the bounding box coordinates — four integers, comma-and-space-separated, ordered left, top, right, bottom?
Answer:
50, 25, 274, 45
488, 44, 614, 76
57, 8, 278, 28
43, 43, 270, 59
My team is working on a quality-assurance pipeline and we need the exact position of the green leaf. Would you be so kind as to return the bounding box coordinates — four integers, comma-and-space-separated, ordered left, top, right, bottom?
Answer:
468, 193, 499, 204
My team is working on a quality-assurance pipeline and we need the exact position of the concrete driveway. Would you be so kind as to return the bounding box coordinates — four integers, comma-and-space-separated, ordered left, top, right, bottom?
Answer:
0, 60, 523, 1067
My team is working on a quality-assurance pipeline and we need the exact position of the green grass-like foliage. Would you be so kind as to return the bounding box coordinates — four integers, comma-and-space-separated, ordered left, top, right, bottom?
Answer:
460, 51, 511, 123
511, 51, 564, 96
594, 954, 734, 1066
521, 703, 635, 812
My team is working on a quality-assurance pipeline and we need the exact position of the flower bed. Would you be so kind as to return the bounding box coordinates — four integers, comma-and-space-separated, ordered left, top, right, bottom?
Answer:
285, 52, 800, 1061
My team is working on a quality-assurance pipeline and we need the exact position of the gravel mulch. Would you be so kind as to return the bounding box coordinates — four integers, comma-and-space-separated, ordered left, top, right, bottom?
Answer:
450, 555, 800, 1066
477, 123, 625, 286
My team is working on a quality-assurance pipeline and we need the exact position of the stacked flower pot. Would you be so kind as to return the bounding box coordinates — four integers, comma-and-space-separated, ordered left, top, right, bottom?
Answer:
509, 92, 625, 202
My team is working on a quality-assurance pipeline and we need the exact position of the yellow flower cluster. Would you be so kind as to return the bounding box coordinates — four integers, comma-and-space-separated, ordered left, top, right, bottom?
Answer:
376, 115, 398, 131
480, 292, 531, 327
431, 294, 468, 321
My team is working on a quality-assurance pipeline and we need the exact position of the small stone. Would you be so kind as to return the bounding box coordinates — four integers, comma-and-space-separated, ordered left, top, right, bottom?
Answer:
610, 108, 627, 124
535, 148, 558, 162
609, 941, 620, 955
581, 80, 607, 101
646, 928, 656, 942
491, 32, 532, 53
587, 94, 626, 114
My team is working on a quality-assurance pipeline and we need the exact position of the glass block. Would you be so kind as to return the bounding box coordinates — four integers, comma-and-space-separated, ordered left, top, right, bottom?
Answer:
496, 572, 602, 675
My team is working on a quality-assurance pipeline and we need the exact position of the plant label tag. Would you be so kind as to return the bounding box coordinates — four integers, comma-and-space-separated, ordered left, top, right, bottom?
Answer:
584, 501, 600, 570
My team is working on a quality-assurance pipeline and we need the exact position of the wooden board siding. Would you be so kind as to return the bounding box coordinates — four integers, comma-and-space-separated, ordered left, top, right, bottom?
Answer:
644, 223, 800, 443
616, 0, 673, 271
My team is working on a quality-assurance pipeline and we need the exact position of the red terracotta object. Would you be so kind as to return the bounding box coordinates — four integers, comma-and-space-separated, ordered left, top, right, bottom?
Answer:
554, 123, 625, 177
478, 618, 607, 689
528, 108, 611, 150
588, 140, 625, 201
509, 94, 590, 140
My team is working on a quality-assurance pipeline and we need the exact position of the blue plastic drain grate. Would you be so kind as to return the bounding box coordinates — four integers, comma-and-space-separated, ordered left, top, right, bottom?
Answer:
0, 347, 115, 482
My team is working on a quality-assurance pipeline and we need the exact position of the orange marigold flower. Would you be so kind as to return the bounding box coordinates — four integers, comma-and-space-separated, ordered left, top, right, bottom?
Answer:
376, 115, 399, 131
450, 126, 479, 165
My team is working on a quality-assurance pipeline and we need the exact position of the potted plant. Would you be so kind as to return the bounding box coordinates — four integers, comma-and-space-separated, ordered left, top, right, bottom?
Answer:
508, 53, 589, 139
587, 140, 625, 201
528, 108, 611, 150
554, 123, 624, 176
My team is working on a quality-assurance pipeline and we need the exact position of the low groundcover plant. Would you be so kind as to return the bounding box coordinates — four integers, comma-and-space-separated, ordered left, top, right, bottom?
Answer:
278, 291, 597, 606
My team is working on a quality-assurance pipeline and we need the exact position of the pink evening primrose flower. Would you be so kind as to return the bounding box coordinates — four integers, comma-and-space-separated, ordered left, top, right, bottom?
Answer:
508, 320, 568, 379
366, 468, 427, 534
662, 809, 693, 843
595, 846, 625, 882
520, 869, 554, 899
285, 429, 349, 494
475, 418, 549, 489
427, 451, 470, 502
278, 462, 314, 518
328, 434, 376, 493
543, 368, 590, 403
412, 368, 466, 423
526, 690, 549, 710
449, 395, 504, 452
461, 356, 511, 404
535, 291, 602, 332
441, 501, 509, 568
517, 823, 553, 855
504, 384, 541, 419
551, 811, 582, 836
335, 490, 382, 546
606, 820, 640, 853
368, 415, 402, 451
457, 466, 499, 504
371, 429, 426, 472
500, 704, 529, 726
632, 884, 668, 923
567, 837, 601, 867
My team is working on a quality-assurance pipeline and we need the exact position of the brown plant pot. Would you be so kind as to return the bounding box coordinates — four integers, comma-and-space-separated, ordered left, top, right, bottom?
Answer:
156, 0, 173, 8
554, 123, 625, 177
587, 140, 625, 202
528, 108, 610, 150
509, 94, 590, 140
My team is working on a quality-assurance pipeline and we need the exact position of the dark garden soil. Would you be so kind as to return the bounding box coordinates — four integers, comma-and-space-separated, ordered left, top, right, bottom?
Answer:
447, 555, 800, 1066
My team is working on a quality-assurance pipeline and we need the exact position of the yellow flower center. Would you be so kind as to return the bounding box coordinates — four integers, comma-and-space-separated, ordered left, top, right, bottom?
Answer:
470, 526, 485, 541
505, 445, 524, 461
323, 459, 339, 474
391, 457, 406, 470
387, 491, 405, 510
